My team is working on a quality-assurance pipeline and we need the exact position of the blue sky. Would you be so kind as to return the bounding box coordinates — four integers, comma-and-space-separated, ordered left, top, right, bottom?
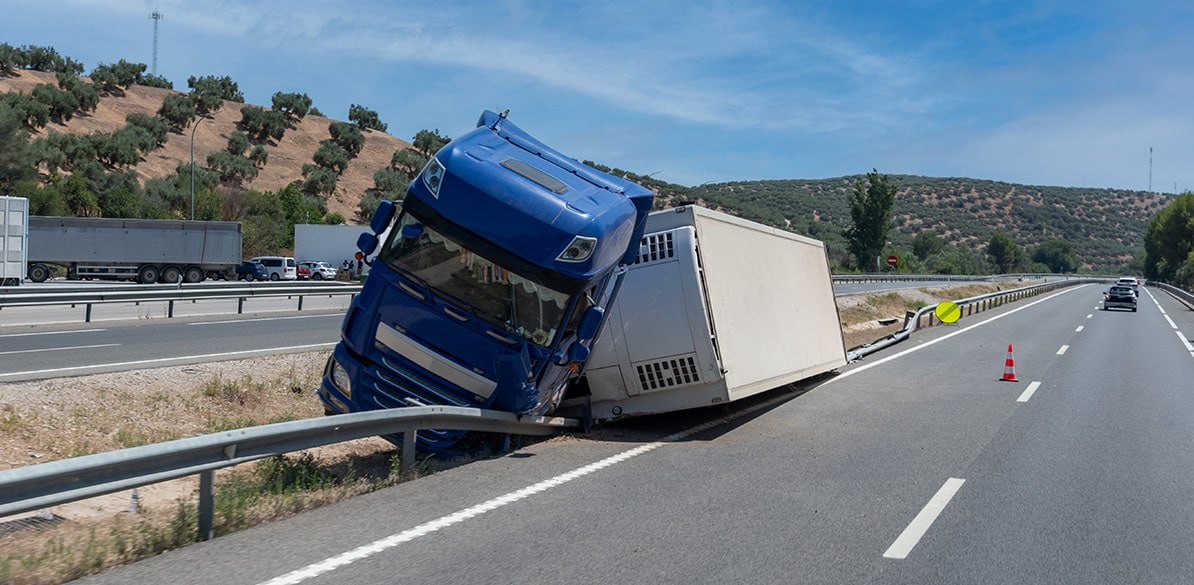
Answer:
3, 0, 1192, 192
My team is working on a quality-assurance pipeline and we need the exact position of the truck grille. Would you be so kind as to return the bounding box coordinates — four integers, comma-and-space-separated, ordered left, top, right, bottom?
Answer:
635, 354, 701, 392
634, 232, 674, 265
365, 354, 474, 409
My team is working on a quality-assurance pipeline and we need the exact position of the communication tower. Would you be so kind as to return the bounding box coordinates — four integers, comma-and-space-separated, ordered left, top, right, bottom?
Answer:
150, 10, 163, 75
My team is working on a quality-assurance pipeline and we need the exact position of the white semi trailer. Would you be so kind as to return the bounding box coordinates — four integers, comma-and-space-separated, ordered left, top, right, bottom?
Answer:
576, 205, 847, 421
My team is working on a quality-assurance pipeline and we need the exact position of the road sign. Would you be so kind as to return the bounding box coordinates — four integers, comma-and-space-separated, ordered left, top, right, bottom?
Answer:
886, 255, 898, 267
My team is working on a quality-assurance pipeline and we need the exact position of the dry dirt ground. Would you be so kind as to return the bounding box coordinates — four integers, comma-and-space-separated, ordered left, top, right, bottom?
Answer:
0, 283, 1012, 582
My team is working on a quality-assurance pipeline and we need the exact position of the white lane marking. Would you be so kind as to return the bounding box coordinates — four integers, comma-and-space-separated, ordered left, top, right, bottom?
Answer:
0, 328, 107, 338
258, 380, 795, 585
260, 444, 663, 585
1075, 326, 1084, 332
188, 314, 340, 326
1164, 315, 1177, 330
1057, 345, 1069, 355
0, 343, 119, 356
883, 478, 966, 559
832, 286, 1087, 382
1017, 381, 1042, 403
1086, 314, 1093, 319
1176, 331, 1194, 353
0, 343, 335, 380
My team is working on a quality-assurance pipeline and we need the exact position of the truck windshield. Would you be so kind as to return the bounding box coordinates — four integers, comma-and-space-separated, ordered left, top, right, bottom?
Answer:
378, 214, 570, 347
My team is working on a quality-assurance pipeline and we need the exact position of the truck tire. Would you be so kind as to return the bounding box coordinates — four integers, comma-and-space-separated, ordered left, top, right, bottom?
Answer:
184, 266, 206, 283
28, 264, 51, 283
138, 265, 160, 284
161, 265, 182, 283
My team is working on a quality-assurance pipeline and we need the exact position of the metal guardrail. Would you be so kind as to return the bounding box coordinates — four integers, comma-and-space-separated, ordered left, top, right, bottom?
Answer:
0, 281, 364, 322
1148, 281, 1194, 309
845, 278, 1098, 361
0, 406, 579, 541
831, 274, 993, 284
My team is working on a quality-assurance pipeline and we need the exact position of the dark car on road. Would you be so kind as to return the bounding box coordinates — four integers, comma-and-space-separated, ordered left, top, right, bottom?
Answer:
1104, 285, 1137, 312
235, 261, 268, 281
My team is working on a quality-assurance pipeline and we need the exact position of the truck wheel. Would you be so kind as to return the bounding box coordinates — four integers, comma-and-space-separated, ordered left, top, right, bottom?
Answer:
184, 266, 206, 283
138, 265, 160, 284
161, 265, 182, 283
28, 264, 50, 283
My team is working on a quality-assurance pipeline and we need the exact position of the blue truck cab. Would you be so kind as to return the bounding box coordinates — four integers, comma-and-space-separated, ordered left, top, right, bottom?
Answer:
318, 110, 653, 450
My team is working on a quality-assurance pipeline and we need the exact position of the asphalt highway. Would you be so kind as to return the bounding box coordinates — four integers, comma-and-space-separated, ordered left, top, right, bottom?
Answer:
70, 285, 1194, 584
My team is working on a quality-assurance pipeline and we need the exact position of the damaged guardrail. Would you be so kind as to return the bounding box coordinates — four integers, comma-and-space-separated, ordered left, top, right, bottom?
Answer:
0, 406, 579, 541
845, 279, 1099, 361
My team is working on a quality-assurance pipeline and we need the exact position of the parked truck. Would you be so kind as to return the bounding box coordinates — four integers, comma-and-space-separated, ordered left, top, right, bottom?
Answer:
318, 110, 847, 451
26, 215, 242, 283
1, 196, 28, 287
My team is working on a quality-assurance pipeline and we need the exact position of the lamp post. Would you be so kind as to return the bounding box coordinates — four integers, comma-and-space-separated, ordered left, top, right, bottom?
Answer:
189, 116, 205, 220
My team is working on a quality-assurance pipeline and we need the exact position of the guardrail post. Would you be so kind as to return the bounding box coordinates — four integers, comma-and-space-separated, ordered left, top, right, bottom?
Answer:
401, 431, 416, 475
198, 469, 215, 541
237, 297, 244, 314
298, 295, 304, 312
85, 303, 92, 323
168, 300, 175, 318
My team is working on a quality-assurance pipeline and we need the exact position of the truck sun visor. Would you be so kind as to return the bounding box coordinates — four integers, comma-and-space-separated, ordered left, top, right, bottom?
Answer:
501, 159, 569, 194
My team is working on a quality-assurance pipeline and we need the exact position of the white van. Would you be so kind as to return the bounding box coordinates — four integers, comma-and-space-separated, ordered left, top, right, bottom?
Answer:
249, 256, 297, 281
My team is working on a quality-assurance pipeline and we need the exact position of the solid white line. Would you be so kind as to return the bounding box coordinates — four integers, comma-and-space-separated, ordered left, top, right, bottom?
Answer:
1164, 315, 1177, 330
1075, 326, 1084, 332
0, 343, 119, 356
883, 478, 966, 559
1017, 381, 1042, 403
1176, 331, 1194, 353
831, 286, 1087, 383
0, 328, 107, 338
0, 343, 336, 379
187, 314, 340, 326
258, 443, 665, 585
1057, 345, 1069, 355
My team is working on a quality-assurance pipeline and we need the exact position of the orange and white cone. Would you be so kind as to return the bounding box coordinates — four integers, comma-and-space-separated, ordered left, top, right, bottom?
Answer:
1000, 344, 1018, 382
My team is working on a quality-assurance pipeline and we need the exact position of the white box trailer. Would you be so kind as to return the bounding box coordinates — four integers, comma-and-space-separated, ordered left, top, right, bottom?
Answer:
581, 205, 847, 421
0, 196, 29, 286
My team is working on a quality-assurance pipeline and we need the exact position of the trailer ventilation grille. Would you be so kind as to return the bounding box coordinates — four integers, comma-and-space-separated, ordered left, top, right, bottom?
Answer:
635, 354, 701, 392
634, 231, 674, 265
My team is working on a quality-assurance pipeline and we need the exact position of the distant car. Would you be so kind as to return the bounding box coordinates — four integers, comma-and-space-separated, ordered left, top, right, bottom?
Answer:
299, 261, 337, 280
248, 256, 298, 281
235, 261, 267, 281
296, 264, 311, 280
1115, 276, 1140, 292
1104, 285, 1138, 312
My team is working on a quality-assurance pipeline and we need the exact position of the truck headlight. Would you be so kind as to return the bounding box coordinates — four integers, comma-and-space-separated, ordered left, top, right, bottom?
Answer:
329, 359, 352, 399
557, 236, 597, 263
421, 157, 446, 199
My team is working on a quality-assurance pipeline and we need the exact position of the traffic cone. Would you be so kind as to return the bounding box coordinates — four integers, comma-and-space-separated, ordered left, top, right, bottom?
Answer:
1000, 344, 1018, 382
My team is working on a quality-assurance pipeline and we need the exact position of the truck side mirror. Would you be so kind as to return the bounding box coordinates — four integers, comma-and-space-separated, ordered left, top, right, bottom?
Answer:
576, 306, 604, 342
357, 232, 379, 256
371, 200, 396, 234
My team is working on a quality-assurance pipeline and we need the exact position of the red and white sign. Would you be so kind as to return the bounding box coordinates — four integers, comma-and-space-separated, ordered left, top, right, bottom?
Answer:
886, 255, 898, 267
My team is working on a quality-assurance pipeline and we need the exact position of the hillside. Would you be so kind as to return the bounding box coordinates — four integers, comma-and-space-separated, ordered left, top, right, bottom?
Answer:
667, 176, 1168, 273
2, 68, 1165, 273
0, 69, 409, 223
